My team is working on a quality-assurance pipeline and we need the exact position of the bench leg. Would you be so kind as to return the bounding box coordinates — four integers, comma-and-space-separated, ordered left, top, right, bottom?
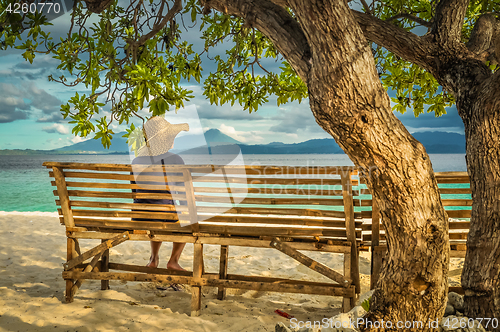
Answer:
342, 253, 355, 313
65, 238, 76, 303
217, 245, 229, 300
370, 248, 383, 289
191, 243, 203, 316
101, 239, 110, 290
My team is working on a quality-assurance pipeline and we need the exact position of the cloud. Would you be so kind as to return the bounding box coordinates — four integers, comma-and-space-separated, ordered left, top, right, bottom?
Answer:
0, 83, 31, 123
269, 104, 322, 134
394, 105, 464, 133
197, 104, 263, 120
25, 83, 62, 115
0, 82, 64, 123
218, 124, 264, 143
37, 112, 64, 123
42, 123, 69, 135
70, 136, 90, 144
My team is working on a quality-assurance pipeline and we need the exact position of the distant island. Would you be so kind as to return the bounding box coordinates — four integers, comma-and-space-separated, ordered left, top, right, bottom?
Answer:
0, 129, 465, 155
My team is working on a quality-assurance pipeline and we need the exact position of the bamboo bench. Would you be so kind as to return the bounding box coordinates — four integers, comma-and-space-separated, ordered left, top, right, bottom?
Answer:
361, 172, 471, 292
43, 162, 365, 315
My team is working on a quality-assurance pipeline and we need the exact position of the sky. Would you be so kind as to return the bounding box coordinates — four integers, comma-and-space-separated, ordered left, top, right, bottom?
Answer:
0, 5, 465, 151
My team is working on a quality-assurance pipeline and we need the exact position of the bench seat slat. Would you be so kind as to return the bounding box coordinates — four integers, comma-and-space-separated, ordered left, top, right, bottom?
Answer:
56, 190, 183, 200
44, 162, 357, 175
50, 171, 358, 186
55, 199, 365, 219
67, 217, 360, 239
194, 195, 348, 206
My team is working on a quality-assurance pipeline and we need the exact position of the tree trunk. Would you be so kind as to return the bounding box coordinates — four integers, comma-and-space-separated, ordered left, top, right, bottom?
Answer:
207, 0, 450, 328
285, 1, 449, 330
460, 77, 500, 328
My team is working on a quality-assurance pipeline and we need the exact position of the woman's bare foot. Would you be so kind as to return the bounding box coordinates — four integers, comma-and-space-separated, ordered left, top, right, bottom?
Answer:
146, 256, 159, 268
166, 261, 186, 271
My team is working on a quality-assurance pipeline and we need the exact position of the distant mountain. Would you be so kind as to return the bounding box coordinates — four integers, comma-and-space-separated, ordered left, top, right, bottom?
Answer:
412, 132, 466, 153
55, 135, 129, 153
0, 130, 465, 155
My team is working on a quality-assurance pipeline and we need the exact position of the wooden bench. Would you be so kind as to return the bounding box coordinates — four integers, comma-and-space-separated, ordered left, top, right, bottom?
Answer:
361, 172, 471, 293
43, 162, 365, 315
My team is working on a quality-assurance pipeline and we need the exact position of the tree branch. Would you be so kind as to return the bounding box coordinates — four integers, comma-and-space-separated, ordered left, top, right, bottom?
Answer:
466, 13, 500, 65
200, 0, 311, 82
431, 0, 470, 46
385, 13, 432, 28
352, 10, 436, 72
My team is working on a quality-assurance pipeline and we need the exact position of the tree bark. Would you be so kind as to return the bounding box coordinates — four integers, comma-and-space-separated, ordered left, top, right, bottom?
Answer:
209, 0, 450, 328
281, 1, 450, 329
350, 1, 500, 325
459, 71, 500, 328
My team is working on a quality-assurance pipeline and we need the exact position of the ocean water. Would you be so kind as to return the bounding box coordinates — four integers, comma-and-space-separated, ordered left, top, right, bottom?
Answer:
0, 154, 467, 213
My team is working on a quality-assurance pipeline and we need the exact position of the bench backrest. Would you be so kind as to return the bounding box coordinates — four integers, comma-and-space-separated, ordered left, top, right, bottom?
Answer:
360, 172, 472, 248
44, 162, 364, 244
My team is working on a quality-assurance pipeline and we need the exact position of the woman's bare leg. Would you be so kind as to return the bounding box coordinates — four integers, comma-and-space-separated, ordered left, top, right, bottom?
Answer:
167, 242, 186, 271
146, 241, 162, 268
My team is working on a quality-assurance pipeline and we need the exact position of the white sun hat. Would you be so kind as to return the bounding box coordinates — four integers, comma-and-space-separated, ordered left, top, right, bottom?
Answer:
137, 116, 189, 157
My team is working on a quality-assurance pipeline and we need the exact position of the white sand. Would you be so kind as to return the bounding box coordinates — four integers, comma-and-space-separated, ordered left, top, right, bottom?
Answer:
0, 212, 462, 332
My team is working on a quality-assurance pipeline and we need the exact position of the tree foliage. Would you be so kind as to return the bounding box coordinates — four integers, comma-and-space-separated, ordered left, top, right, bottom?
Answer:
0, 0, 498, 145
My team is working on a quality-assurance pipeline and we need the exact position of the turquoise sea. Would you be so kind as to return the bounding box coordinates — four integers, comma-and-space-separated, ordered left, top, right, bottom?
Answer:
0, 154, 468, 213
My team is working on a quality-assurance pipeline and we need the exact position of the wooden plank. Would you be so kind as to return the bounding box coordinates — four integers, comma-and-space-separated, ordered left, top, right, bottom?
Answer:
66, 238, 75, 303
101, 239, 110, 290
436, 177, 471, 184
58, 200, 349, 219
62, 271, 356, 297
54, 181, 183, 191
108, 262, 194, 276
197, 206, 348, 219
49, 170, 184, 183
69, 209, 180, 221
439, 188, 471, 194
370, 198, 382, 290
43, 162, 357, 175
195, 186, 358, 197
191, 243, 203, 317
71, 251, 104, 297
441, 199, 473, 206
449, 221, 471, 229
341, 171, 360, 294
64, 232, 129, 271
362, 221, 470, 231
198, 224, 357, 239
69, 218, 192, 232
446, 210, 471, 218
217, 245, 229, 300
53, 167, 75, 228
201, 215, 360, 228
194, 195, 349, 206
343, 253, 354, 312
63, 190, 182, 200
364, 232, 469, 242
270, 238, 351, 287
59, 200, 186, 212
224, 274, 341, 287
50, 170, 360, 186
449, 286, 464, 295
67, 232, 353, 253
435, 172, 469, 177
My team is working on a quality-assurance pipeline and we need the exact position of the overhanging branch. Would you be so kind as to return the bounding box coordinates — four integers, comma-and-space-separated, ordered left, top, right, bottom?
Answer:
385, 13, 432, 28
352, 10, 436, 72
201, 0, 311, 82
431, 0, 470, 46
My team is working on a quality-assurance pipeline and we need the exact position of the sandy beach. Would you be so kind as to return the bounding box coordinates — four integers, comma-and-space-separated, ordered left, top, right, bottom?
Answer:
0, 212, 464, 332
